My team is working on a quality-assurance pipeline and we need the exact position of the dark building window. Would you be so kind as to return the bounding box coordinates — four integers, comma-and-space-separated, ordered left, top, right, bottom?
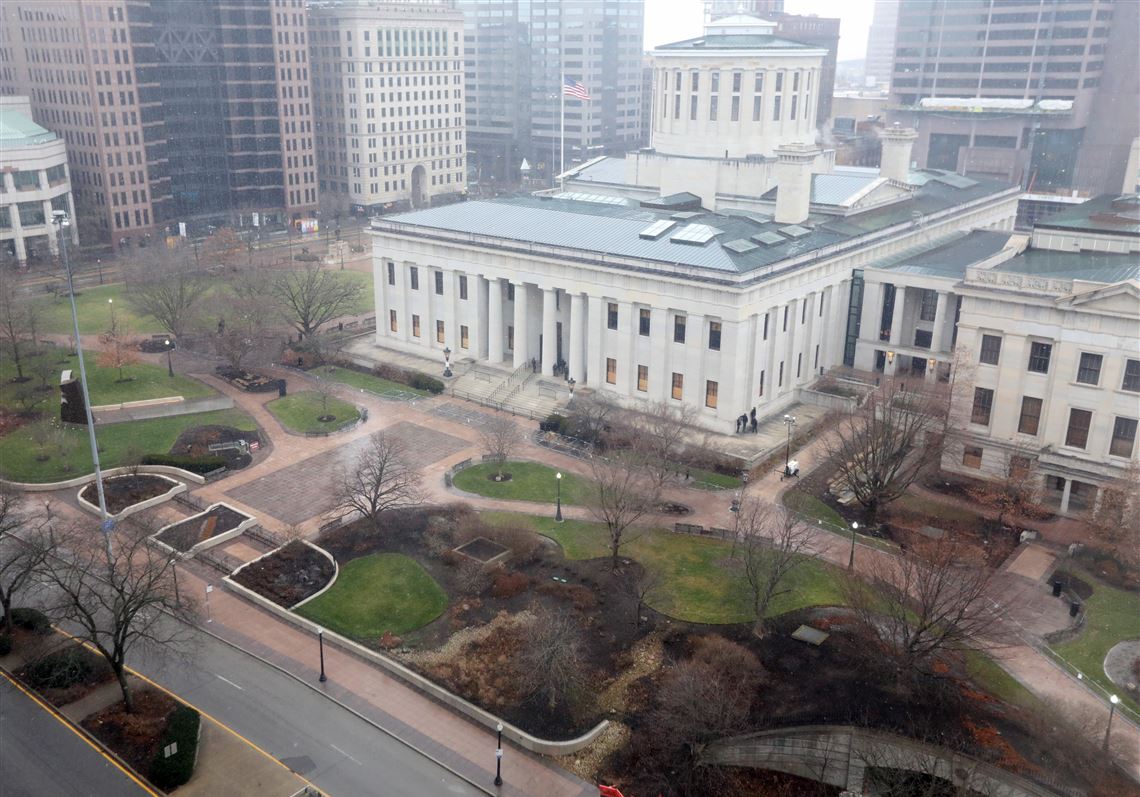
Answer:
979, 334, 1001, 365
1018, 397, 1042, 435
1065, 408, 1092, 449
1027, 341, 1052, 373
1124, 359, 1140, 392
639, 308, 650, 336
409, 266, 419, 290
708, 321, 721, 351
607, 302, 618, 330
673, 315, 686, 343
1110, 417, 1137, 458
1076, 352, 1102, 385
387, 261, 395, 285
434, 271, 444, 295
971, 387, 994, 425
459, 275, 467, 300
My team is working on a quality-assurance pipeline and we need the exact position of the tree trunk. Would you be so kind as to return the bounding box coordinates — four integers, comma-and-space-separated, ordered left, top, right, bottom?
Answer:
112, 662, 134, 713
864, 498, 879, 529
610, 534, 620, 572
1, 596, 11, 633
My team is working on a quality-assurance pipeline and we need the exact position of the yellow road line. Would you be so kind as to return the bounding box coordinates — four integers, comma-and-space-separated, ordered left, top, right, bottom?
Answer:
0, 669, 161, 797
54, 628, 327, 796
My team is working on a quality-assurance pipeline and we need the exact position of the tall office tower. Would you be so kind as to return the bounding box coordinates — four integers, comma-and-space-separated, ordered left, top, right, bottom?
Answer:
458, 0, 643, 185
309, 0, 465, 214
863, 0, 898, 89
0, 0, 318, 249
707, 0, 784, 17
889, 0, 1139, 196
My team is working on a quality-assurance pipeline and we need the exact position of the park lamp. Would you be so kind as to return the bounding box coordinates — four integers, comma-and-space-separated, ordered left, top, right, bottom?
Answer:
928, 357, 937, 370
443, 346, 453, 378
555, 472, 563, 523
848, 522, 859, 570
886, 350, 895, 364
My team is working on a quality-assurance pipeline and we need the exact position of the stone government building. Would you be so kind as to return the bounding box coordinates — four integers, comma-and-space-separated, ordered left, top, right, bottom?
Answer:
365, 13, 1138, 517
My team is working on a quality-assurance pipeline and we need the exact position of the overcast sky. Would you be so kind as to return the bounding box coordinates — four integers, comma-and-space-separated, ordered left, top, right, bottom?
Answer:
643, 0, 876, 62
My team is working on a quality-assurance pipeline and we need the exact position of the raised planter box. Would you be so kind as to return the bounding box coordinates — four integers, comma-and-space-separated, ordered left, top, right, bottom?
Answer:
75, 474, 186, 520
151, 502, 257, 557
3, 465, 207, 493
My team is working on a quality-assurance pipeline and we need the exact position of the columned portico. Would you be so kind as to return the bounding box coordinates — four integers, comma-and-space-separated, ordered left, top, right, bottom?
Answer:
512, 282, 530, 368
569, 293, 586, 384
541, 288, 557, 375
488, 277, 504, 363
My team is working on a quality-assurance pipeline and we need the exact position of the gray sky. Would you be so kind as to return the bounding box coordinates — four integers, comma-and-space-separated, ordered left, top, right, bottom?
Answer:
644, 0, 876, 62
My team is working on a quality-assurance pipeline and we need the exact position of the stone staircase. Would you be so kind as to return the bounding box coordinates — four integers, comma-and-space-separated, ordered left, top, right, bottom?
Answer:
449, 361, 568, 419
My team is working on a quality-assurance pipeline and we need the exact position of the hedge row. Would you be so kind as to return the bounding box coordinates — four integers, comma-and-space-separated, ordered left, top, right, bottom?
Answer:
359, 360, 445, 395
140, 454, 227, 475
150, 704, 201, 790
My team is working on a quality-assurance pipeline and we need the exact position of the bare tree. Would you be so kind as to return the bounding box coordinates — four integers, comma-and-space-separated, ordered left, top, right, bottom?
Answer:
621, 564, 662, 627
965, 446, 1041, 531
585, 451, 660, 570
97, 310, 140, 383
37, 515, 192, 712
826, 379, 950, 527
629, 400, 698, 491
1085, 460, 1140, 569
0, 279, 36, 382
0, 489, 52, 632
271, 262, 364, 340
737, 503, 815, 636
330, 434, 424, 531
10, 377, 51, 416
566, 393, 616, 447
479, 415, 520, 481
125, 255, 206, 339
843, 538, 1004, 674
657, 635, 764, 745
516, 606, 587, 711
200, 227, 244, 271
215, 268, 277, 369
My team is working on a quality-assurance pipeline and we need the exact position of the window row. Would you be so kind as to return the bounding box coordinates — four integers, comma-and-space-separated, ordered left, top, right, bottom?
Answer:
979, 334, 1139, 391
603, 359, 720, 409
971, 388, 1136, 456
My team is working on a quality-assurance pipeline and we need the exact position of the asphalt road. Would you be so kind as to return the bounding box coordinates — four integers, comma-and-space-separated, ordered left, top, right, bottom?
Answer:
0, 676, 154, 797
128, 625, 483, 797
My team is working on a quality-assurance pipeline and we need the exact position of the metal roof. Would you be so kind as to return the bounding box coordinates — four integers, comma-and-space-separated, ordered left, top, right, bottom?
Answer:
995, 249, 1140, 284
0, 107, 57, 147
657, 34, 822, 51
876, 230, 1013, 279
565, 156, 627, 185
1033, 193, 1140, 237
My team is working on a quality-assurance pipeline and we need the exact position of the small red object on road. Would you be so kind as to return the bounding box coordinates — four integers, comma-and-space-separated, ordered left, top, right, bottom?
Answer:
599, 786, 625, 797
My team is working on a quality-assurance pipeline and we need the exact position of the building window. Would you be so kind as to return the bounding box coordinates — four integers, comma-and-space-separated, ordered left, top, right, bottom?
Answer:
814, 344, 820, 369
796, 352, 802, 378
919, 289, 938, 322
962, 445, 983, 469
607, 302, 618, 330
460, 325, 469, 348
705, 380, 718, 408
637, 365, 648, 392
387, 261, 395, 285
409, 266, 419, 290
671, 372, 683, 400
412, 314, 421, 337
979, 334, 1001, 365
762, 313, 769, 340
459, 275, 468, 300
1123, 359, 1140, 392
758, 369, 765, 397
606, 357, 617, 385
778, 361, 784, 387
434, 271, 444, 295
639, 308, 651, 336
1110, 417, 1137, 458
507, 326, 514, 350
1076, 352, 1102, 385
913, 329, 932, 349
708, 320, 721, 351
709, 96, 718, 121
1027, 341, 1052, 373
436, 320, 445, 343
389, 309, 397, 332
673, 314, 686, 343
783, 305, 789, 332
507, 283, 515, 302
971, 387, 994, 425
1065, 408, 1092, 449
1017, 397, 1042, 435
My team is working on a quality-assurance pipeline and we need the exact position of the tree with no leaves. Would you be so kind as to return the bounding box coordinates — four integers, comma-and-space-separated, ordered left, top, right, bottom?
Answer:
585, 450, 660, 571
36, 514, 192, 712
330, 434, 424, 532
966, 447, 1041, 531
97, 310, 140, 383
628, 400, 699, 491
272, 262, 364, 340
516, 606, 587, 712
124, 255, 206, 339
826, 379, 950, 527
0, 488, 53, 632
214, 268, 278, 369
479, 415, 520, 481
737, 502, 815, 636
0, 279, 38, 382
1085, 459, 1140, 569
843, 538, 1006, 674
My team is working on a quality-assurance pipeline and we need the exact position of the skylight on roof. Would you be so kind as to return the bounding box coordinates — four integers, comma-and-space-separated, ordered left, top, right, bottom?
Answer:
639, 219, 677, 240
779, 225, 811, 238
751, 231, 785, 246
671, 211, 702, 220
724, 239, 758, 254
670, 224, 720, 245
559, 192, 630, 205
932, 173, 978, 189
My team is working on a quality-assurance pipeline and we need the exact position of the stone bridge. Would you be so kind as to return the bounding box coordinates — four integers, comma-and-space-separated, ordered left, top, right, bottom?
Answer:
701, 725, 1081, 797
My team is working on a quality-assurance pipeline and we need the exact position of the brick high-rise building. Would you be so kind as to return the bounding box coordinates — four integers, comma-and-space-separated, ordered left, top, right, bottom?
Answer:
888, 0, 1139, 196
0, 0, 318, 250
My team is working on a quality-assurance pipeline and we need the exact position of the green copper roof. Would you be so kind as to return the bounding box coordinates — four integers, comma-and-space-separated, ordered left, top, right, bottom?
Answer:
1033, 194, 1140, 237
657, 34, 821, 51
0, 107, 57, 147
995, 249, 1140, 284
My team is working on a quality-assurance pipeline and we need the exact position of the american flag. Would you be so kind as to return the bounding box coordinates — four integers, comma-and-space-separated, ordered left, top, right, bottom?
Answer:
562, 77, 591, 101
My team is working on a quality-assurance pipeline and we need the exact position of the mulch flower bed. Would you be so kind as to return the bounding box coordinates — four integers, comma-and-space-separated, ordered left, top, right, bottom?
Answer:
80, 475, 176, 515
215, 366, 281, 393
231, 540, 334, 608
170, 424, 259, 470
82, 688, 177, 779
156, 505, 250, 553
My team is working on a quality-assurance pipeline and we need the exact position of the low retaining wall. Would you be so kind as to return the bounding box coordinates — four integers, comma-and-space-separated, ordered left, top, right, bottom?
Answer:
795, 386, 858, 413
151, 502, 259, 558
75, 474, 186, 520
222, 569, 609, 756
3, 465, 206, 492
93, 394, 234, 425
226, 540, 341, 611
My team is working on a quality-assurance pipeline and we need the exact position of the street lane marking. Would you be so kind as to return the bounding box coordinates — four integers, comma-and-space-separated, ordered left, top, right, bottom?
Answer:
0, 669, 161, 797
216, 674, 244, 690
330, 743, 363, 766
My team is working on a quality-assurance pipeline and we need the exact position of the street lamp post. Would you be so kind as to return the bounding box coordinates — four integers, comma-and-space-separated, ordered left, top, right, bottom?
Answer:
170, 558, 180, 607
555, 472, 563, 522
317, 628, 327, 683
443, 346, 453, 378
1104, 694, 1120, 751
164, 339, 174, 377
782, 414, 796, 476
494, 722, 504, 787
567, 377, 576, 401
848, 522, 859, 570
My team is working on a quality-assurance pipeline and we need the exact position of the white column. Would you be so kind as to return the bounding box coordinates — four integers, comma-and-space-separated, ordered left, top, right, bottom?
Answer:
374, 261, 388, 344
686, 312, 705, 405
569, 292, 586, 384
399, 263, 412, 342
931, 291, 950, 354
859, 281, 882, 345
44, 201, 59, 256
474, 277, 488, 359
818, 285, 833, 371
649, 307, 668, 401
512, 282, 529, 368
888, 285, 906, 346
541, 288, 557, 375
444, 270, 458, 350
1060, 478, 1073, 513
800, 293, 815, 382
782, 298, 797, 395
487, 277, 503, 363
587, 295, 605, 386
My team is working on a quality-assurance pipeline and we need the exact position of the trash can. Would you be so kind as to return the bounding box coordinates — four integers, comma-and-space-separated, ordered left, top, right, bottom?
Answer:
1052, 580, 1063, 597
1069, 601, 1081, 618
278, 380, 287, 397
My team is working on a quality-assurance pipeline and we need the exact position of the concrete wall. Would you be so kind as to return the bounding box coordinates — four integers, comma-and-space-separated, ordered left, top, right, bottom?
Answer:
3, 465, 207, 492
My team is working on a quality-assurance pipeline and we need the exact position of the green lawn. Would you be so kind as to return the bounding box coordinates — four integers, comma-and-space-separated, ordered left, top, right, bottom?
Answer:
964, 650, 1040, 710
0, 408, 257, 483
296, 553, 447, 638
1053, 567, 1140, 716
453, 461, 592, 505
266, 391, 360, 434
312, 365, 428, 398
484, 511, 845, 625
891, 493, 982, 526
688, 467, 742, 490
783, 490, 846, 529
32, 284, 159, 335
338, 270, 375, 315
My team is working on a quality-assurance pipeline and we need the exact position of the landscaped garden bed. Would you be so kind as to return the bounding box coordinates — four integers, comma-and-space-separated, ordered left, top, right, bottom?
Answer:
78, 473, 184, 516
230, 540, 336, 608
266, 391, 360, 435
168, 423, 261, 471
215, 366, 282, 393
18, 643, 113, 707
154, 503, 254, 554
312, 364, 432, 399
451, 461, 591, 504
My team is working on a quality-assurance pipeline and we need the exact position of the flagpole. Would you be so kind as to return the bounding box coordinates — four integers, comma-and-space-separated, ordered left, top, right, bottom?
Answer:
559, 74, 565, 191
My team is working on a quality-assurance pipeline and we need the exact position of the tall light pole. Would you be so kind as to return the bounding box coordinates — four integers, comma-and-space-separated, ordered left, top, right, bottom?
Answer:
555, 472, 563, 522
494, 722, 504, 787
164, 339, 174, 377
782, 414, 796, 476
848, 522, 859, 570
170, 558, 181, 607
317, 627, 327, 683
443, 346, 453, 378
54, 211, 113, 561
1104, 694, 1120, 752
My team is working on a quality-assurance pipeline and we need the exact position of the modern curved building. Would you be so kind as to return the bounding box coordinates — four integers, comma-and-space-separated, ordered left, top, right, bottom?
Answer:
0, 96, 77, 268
